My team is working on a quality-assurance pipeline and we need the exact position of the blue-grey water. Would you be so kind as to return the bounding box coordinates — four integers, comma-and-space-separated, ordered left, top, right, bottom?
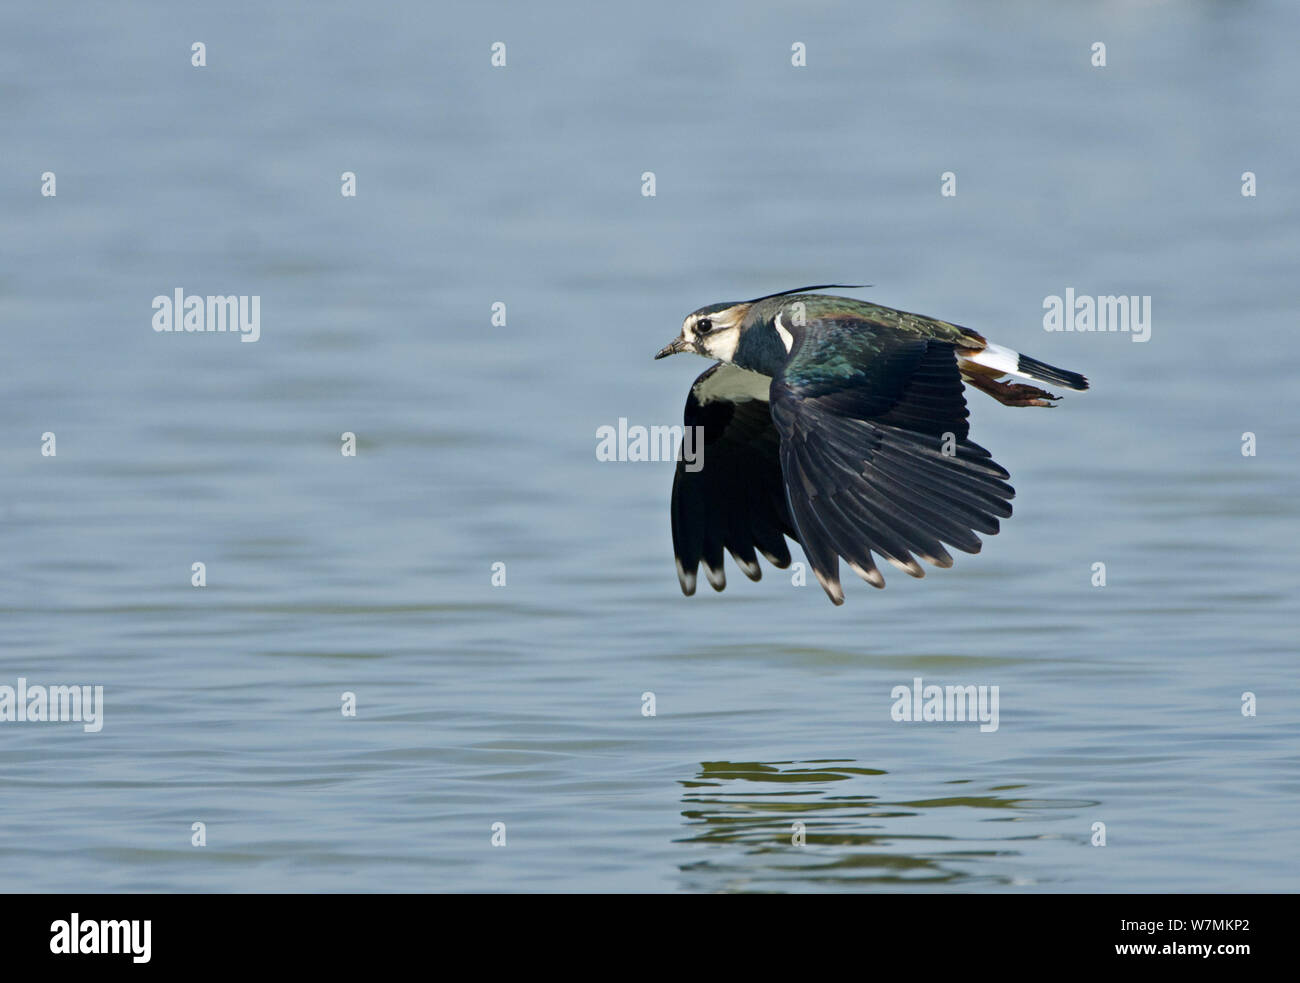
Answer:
2, 0, 1298, 892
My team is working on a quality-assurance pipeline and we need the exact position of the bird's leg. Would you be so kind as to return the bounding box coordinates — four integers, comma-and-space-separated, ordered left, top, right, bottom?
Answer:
963, 373, 1061, 408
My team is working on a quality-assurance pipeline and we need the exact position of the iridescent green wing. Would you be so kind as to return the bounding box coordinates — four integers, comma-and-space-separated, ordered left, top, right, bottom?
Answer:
769, 306, 1012, 605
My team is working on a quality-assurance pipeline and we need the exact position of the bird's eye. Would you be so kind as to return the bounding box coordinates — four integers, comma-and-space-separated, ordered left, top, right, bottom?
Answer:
696, 318, 714, 335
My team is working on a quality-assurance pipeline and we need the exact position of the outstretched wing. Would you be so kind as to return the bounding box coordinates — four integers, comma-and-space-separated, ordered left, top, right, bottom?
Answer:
670, 362, 799, 595
770, 317, 1015, 604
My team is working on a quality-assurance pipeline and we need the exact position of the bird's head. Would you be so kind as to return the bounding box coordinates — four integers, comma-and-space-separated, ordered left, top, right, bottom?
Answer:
654, 301, 752, 364
655, 285, 866, 366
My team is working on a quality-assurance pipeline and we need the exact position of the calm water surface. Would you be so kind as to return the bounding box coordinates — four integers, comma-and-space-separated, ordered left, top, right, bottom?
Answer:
2, 1, 1298, 892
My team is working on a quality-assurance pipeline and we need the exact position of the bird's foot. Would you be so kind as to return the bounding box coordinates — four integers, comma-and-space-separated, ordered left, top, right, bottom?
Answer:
967, 375, 1061, 407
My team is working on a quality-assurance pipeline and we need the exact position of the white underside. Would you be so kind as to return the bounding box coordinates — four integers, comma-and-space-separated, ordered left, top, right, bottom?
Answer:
695, 363, 773, 404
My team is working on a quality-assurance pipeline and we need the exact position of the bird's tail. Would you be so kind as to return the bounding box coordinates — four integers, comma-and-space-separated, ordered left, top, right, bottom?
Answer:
960, 342, 1089, 392
1012, 351, 1089, 391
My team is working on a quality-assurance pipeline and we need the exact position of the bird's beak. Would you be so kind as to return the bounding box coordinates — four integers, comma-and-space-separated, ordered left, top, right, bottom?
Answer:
654, 337, 690, 360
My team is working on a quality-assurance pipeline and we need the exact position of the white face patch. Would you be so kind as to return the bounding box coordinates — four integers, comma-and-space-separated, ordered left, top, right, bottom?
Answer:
698, 324, 741, 363
773, 312, 794, 352
682, 307, 746, 364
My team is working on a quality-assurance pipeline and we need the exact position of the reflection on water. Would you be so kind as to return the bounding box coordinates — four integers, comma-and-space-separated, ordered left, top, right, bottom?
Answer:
677, 761, 1098, 892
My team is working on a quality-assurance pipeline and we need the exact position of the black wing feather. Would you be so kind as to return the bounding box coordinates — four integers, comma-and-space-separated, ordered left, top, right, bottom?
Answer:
771, 338, 1015, 604
670, 363, 797, 595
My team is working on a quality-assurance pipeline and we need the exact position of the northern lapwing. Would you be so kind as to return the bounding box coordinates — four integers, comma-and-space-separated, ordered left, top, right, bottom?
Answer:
654, 286, 1089, 605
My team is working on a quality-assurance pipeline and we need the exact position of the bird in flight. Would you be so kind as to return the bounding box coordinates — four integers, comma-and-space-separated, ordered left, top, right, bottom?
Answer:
654, 285, 1088, 605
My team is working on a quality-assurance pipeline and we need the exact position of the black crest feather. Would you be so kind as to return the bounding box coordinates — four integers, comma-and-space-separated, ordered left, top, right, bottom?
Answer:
745, 284, 870, 304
